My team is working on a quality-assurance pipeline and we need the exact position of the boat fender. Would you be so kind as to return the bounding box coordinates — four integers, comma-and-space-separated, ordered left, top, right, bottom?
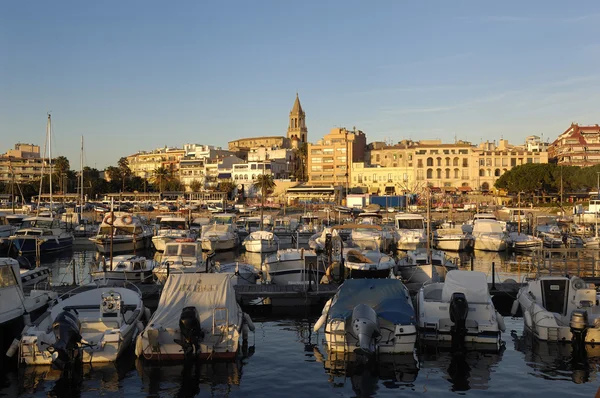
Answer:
243, 313, 255, 332
314, 299, 332, 332
5, 338, 20, 358
136, 321, 145, 335
496, 311, 506, 332
144, 307, 152, 322
510, 300, 519, 316
242, 323, 249, 340
523, 309, 532, 330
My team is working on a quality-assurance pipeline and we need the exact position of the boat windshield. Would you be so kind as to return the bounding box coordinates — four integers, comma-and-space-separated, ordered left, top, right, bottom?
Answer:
213, 216, 234, 225
99, 226, 137, 235
21, 219, 54, 229
396, 219, 424, 229
0, 265, 18, 287
160, 221, 186, 230
180, 244, 197, 257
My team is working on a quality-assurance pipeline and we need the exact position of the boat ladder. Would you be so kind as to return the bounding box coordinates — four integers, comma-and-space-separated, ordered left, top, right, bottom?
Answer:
547, 327, 559, 341
213, 307, 231, 351
425, 322, 439, 340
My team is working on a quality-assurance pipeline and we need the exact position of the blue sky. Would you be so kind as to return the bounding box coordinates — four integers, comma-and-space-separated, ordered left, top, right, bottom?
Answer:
2, 1, 600, 169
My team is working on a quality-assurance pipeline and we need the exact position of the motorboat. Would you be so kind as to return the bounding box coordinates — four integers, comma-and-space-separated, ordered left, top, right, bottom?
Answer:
308, 227, 339, 252
272, 217, 298, 235
242, 230, 279, 253
461, 212, 499, 234
16, 285, 145, 367
339, 247, 396, 279
471, 219, 508, 251
151, 216, 195, 252
9, 216, 74, 255
396, 248, 457, 284
508, 231, 543, 251
314, 278, 417, 355
135, 273, 255, 360
353, 213, 397, 252
90, 255, 157, 284
1, 258, 57, 363
15, 257, 51, 288
0, 212, 19, 251
89, 213, 154, 254
199, 223, 238, 252
262, 248, 324, 285
296, 213, 321, 244
433, 228, 474, 251
214, 261, 259, 286
416, 270, 505, 350
152, 241, 212, 284
189, 217, 210, 236
514, 275, 600, 345
394, 213, 427, 251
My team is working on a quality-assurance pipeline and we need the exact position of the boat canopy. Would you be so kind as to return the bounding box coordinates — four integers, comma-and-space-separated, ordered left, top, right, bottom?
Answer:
329, 279, 414, 325
146, 273, 241, 332
441, 270, 490, 304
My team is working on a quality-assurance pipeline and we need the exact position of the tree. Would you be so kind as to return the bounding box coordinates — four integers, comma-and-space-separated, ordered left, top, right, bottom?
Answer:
252, 174, 275, 199
53, 156, 70, 193
190, 179, 203, 192
118, 157, 132, 192
151, 167, 170, 193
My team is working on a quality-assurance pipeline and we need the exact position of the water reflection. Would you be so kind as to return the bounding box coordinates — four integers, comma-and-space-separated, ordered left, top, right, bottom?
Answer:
512, 330, 600, 384
419, 347, 505, 392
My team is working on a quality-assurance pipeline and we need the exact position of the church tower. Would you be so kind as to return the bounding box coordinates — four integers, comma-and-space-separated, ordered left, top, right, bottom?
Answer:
287, 93, 307, 144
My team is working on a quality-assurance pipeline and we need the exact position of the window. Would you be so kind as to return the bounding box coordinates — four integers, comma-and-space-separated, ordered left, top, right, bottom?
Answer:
462, 159, 468, 167
436, 169, 442, 179
502, 158, 508, 167
436, 157, 442, 167
312, 157, 322, 163
453, 157, 459, 166
479, 169, 485, 177
417, 159, 423, 168
495, 169, 501, 176
417, 170, 424, 180
445, 157, 450, 166
486, 158, 492, 167
426, 169, 433, 179
454, 169, 459, 178
445, 169, 450, 178
479, 159, 485, 166
426, 157, 433, 167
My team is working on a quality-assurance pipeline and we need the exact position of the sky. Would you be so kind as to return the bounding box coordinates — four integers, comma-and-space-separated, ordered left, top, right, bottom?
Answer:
2, 1, 600, 170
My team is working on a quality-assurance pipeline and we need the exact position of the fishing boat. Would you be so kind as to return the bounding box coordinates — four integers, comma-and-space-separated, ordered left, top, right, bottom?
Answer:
135, 273, 255, 360
16, 285, 145, 367
314, 279, 417, 355
262, 248, 324, 285
514, 275, 600, 345
416, 270, 505, 350
90, 255, 157, 284
9, 216, 74, 255
151, 216, 195, 252
89, 212, 154, 254
152, 240, 212, 284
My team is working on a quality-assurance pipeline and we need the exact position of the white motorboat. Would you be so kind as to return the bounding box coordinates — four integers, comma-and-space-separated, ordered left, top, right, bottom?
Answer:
262, 248, 324, 285
151, 216, 195, 252
314, 279, 417, 355
308, 227, 339, 251
296, 213, 321, 244
514, 275, 600, 345
135, 273, 255, 361
461, 212, 499, 234
339, 247, 396, 279
471, 220, 508, 251
242, 230, 279, 253
433, 228, 474, 251
396, 248, 457, 284
152, 241, 212, 284
352, 213, 397, 252
0, 212, 19, 251
1, 258, 57, 363
200, 223, 238, 252
394, 213, 427, 251
90, 255, 157, 283
416, 270, 505, 350
17, 285, 145, 367
9, 216, 74, 255
189, 217, 210, 236
214, 261, 259, 286
89, 213, 154, 254
508, 231, 543, 251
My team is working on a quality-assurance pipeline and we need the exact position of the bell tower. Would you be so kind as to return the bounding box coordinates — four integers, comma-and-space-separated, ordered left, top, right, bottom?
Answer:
287, 93, 307, 144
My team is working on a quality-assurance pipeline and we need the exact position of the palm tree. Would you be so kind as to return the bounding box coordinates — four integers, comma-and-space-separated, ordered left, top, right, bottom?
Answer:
152, 166, 170, 193
117, 157, 132, 192
189, 179, 203, 192
252, 174, 275, 199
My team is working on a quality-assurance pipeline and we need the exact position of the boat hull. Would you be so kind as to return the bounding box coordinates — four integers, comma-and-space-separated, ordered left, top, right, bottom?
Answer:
243, 240, 277, 253
92, 236, 153, 254
433, 237, 473, 251
11, 235, 73, 255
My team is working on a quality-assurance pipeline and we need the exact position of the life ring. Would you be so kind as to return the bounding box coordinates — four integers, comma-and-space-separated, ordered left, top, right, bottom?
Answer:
121, 215, 133, 225
103, 214, 115, 224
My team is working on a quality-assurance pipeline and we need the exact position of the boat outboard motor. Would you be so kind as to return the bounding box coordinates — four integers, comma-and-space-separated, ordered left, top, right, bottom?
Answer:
570, 310, 589, 350
49, 311, 82, 370
351, 304, 380, 356
449, 292, 469, 351
176, 306, 204, 357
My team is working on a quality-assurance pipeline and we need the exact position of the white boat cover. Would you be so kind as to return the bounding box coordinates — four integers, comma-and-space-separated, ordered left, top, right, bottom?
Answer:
145, 273, 242, 333
441, 270, 490, 304
472, 220, 504, 234
246, 230, 276, 241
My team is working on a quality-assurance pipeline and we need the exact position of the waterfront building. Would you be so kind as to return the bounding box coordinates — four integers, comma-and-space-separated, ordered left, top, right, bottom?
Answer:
0, 143, 44, 184
549, 123, 600, 166
127, 146, 186, 179
307, 127, 366, 188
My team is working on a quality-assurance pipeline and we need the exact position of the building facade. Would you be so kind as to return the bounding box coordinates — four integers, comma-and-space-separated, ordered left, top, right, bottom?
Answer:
549, 123, 600, 166
127, 146, 186, 179
0, 143, 44, 184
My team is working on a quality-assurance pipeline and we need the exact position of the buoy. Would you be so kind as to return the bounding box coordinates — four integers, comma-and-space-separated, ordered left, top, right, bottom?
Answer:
510, 300, 519, 316
5, 339, 19, 358
313, 298, 332, 332
496, 311, 506, 332
243, 313, 255, 332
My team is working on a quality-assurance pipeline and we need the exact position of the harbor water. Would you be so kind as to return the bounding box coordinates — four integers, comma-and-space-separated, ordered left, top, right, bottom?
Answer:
2, 245, 600, 397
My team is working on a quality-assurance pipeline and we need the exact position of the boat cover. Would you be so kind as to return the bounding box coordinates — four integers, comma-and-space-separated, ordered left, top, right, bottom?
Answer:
328, 279, 414, 325
441, 270, 490, 303
246, 230, 276, 241
146, 273, 242, 331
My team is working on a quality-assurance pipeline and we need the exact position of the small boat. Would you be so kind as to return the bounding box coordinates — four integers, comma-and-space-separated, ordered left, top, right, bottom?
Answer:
340, 247, 396, 279
394, 213, 427, 251
262, 248, 324, 285
214, 261, 259, 286
433, 228, 474, 251
17, 285, 145, 367
199, 223, 238, 252
152, 240, 211, 284
514, 275, 600, 345
416, 270, 505, 350
461, 212, 499, 234
396, 248, 457, 283
242, 230, 279, 253
135, 273, 255, 361
314, 278, 417, 355
89, 213, 154, 254
308, 227, 339, 251
508, 231, 543, 251
15, 257, 51, 288
352, 213, 397, 252
90, 255, 157, 284
9, 216, 74, 255
0, 212, 19, 251
1, 258, 57, 363
471, 220, 508, 251
151, 216, 195, 252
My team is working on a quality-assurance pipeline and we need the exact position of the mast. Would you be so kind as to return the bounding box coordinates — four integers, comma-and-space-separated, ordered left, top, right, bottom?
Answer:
80, 136, 84, 218
259, 161, 265, 231
48, 114, 53, 212
426, 188, 431, 262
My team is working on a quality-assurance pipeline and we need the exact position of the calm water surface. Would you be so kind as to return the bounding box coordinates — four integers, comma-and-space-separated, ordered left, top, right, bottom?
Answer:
1, 247, 599, 397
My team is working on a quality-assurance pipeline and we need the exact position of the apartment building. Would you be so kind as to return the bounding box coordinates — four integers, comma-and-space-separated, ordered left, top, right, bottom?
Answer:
549, 123, 600, 166
127, 146, 186, 179
0, 143, 44, 184
307, 127, 366, 187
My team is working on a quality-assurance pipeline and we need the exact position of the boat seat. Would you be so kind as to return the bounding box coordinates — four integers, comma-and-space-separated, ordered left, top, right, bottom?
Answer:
424, 289, 443, 301
80, 320, 120, 343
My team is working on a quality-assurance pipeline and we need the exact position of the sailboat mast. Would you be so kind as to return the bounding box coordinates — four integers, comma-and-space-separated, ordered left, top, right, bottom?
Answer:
80, 136, 84, 217
48, 114, 53, 209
